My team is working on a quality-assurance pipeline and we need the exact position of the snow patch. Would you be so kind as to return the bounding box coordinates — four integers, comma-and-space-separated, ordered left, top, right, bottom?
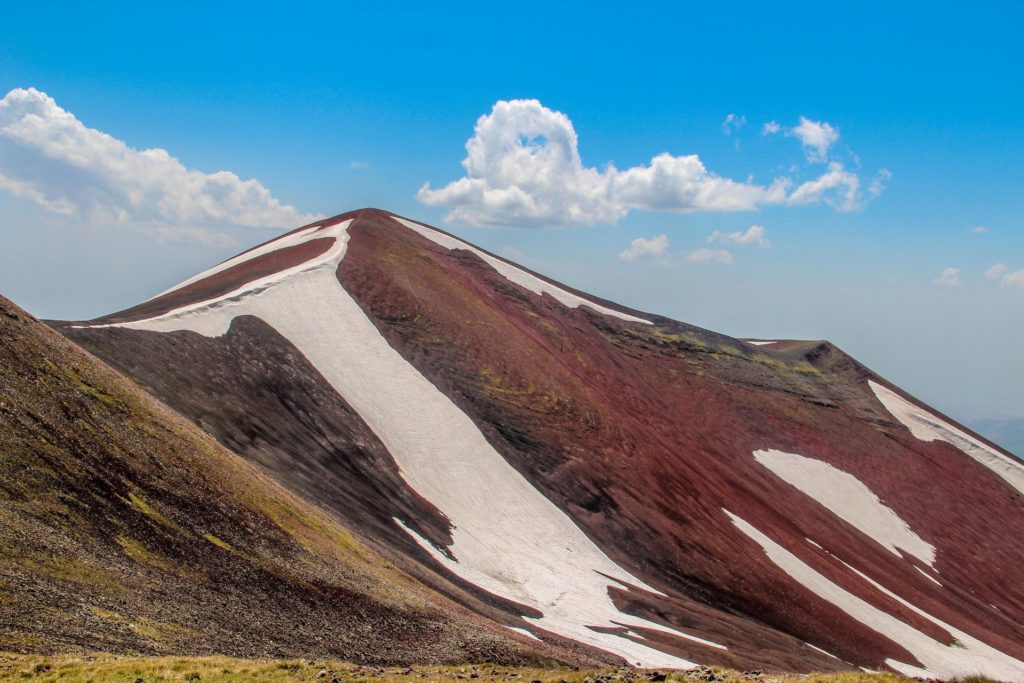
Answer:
804, 642, 843, 661
505, 626, 542, 641
868, 380, 1024, 495
92, 220, 713, 668
746, 340, 776, 346
726, 510, 1024, 681
754, 449, 936, 566
391, 215, 652, 325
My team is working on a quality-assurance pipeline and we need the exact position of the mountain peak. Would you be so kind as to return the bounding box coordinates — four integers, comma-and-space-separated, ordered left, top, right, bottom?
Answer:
51, 212, 1024, 679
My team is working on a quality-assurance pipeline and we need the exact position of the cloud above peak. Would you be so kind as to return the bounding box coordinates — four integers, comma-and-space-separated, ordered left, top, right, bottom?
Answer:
0, 87, 319, 233
708, 225, 771, 249
985, 263, 1024, 288
417, 100, 877, 227
985, 263, 1007, 279
618, 234, 669, 262
790, 116, 840, 162
934, 267, 961, 286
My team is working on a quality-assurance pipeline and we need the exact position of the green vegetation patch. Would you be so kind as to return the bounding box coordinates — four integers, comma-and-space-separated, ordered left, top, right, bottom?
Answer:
118, 491, 180, 532
116, 535, 185, 576
43, 359, 121, 407
202, 533, 235, 553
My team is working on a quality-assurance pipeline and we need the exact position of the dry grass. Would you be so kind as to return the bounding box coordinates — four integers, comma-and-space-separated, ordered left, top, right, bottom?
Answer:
0, 653, 917, 683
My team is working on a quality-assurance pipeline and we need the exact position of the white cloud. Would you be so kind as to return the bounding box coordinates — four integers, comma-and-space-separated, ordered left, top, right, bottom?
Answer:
985, 263, 1007, 279
0, 87, 318, 237
721, 113, 747, 135
707, 224, 770, 249
934, 267, 961, 286
971, 225, 991, 234
762, 121, 781, 136
987, 263, 1024, 288
869, 168, 892, 197
350, 160, 370, 169
618, 234, 668, 262
1003, 269, 1024, 288
686, 248, 733, 264
611, 153, 791, 213
787, 162, 861, 211
790, 116, 840, 162
417, 99, 872, 226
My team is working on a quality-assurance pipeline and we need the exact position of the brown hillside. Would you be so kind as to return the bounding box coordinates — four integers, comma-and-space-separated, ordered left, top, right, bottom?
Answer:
0, 294, 565, 666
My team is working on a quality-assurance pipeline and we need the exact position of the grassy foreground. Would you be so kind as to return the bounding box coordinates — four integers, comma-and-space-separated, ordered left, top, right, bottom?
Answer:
0, 654, 914, 683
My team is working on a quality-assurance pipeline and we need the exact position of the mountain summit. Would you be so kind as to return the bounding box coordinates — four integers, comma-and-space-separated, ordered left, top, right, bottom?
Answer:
54, 208, 1024, 679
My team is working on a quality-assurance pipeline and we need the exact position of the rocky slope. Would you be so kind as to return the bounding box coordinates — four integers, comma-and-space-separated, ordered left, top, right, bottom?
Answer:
50, 208, 1024, 680
0, 294, 566, 666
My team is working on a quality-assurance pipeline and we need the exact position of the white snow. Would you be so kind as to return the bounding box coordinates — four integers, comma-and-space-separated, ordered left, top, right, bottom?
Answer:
746, 340, 777, 346
753, 449, 936, 566
505, 625, 542, 641
804, 642, 843, 661
868, 380, 1024, 496
726, 510, 1024, 681
390, 215, 652, 325
89, 219, 716, 668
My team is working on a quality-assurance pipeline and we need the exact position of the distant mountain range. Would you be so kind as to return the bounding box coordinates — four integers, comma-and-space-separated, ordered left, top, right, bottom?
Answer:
4, 209, 1021, 680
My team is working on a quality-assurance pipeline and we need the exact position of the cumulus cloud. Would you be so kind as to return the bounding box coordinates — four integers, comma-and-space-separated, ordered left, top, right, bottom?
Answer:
789, 116, 840, 162
762, 121, 781, 136
985, 263, 1008, 279
787, 162, 861, 211
934, 267, 961, 286
1003, 269, 1024, 288
417, 99, 871, 226
0, 87, 319, 236
971, 225, 991, 234
721, 113, 747, 135
707, 225, 770, 249
618, 234, 669, 262
686, 248, 733, 264
985, 263, 1024, 288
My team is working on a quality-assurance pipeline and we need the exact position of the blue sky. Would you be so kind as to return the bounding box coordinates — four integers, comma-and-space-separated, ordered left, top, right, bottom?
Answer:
0, 2, 1021, 430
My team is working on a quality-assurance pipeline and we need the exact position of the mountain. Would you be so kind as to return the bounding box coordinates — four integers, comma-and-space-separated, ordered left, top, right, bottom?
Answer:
0, 293, 566, 666
51, 208, 1024, 680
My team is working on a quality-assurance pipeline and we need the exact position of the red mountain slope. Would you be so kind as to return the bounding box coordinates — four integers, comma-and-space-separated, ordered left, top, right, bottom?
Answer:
54, 208, 1024, 680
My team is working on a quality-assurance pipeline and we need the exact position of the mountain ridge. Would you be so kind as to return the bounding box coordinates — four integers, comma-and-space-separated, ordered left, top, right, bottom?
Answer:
45, 208, 1024, 679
